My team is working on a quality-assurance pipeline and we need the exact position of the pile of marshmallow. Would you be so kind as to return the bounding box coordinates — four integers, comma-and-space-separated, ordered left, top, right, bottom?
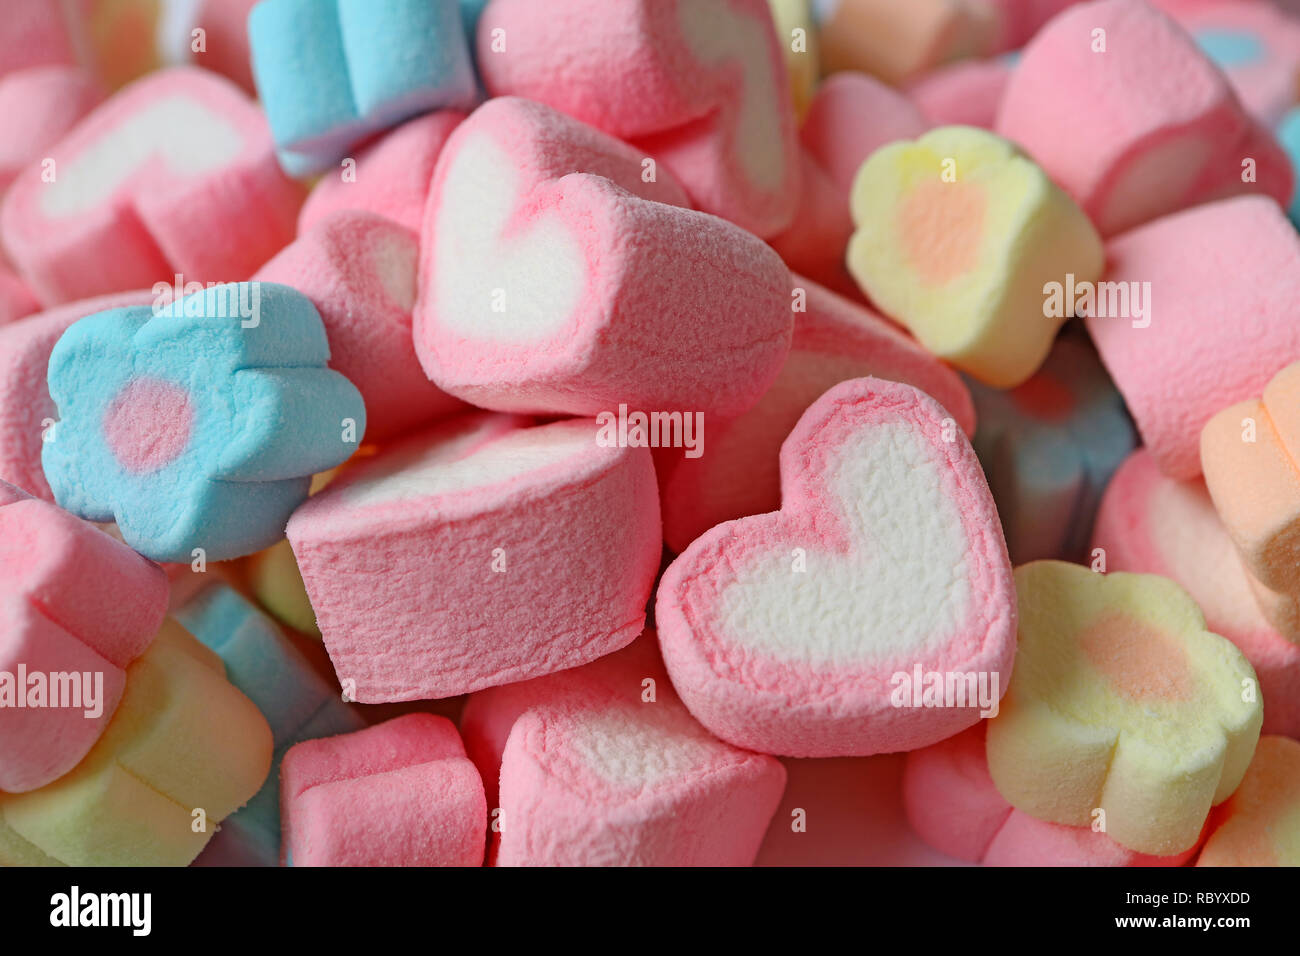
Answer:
1, 0, 1299, 868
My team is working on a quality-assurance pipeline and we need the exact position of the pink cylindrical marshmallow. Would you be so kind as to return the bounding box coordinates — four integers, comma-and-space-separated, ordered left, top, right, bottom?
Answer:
460, 635, 787, 867
477, 0, 801, 238
287, 413, 662, 702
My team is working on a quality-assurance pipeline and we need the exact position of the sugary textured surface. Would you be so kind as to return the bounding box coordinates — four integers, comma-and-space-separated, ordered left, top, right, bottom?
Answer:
986, 560, 1263, 856
848, 126, 1103, 387
0, 67, 303, 305
770, 72, 927, 293
1197, 735, 1300, 866
460, 635, 786, 866
280, 713, 485, 866
0, 66, 104, 195
996, 0, 1292, 236
656, 377, 1016, 757
904, 723, 1200, 866
1093, 448, 1300, 739
174, 584, 364, 866
0, 291, 154, 500
298, 111, 465, 234
414, 96, 793, 417
0, 619, 272, 866
288, 413, 662, 702
0, 481, 168, 792
906, 59, 1013, 129
477, 0, 800, 238
968, 334, 1137, 564
248, 0, 477, 176
1089, 196, 1300, 480
660, 278, 975, 553
42, 283, 367, 562
255, 211, 464, 442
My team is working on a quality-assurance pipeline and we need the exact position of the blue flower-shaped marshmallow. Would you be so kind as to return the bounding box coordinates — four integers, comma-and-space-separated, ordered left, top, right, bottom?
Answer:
42, 282, 366, 563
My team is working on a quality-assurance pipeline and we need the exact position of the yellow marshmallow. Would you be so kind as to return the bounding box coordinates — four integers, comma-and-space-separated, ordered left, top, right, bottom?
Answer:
0, 619, 272, 866
847, 126, 1103, 388
986, 561, 1262, 856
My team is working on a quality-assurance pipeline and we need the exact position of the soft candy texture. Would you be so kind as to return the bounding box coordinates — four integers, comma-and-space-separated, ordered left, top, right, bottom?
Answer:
659, 278, 976, 553
0, 291, 155, 499
996, 0, 1293, 237
477, 0, 800, 238
1093, 448, 1300, 739
656, 377, 1016, 757
1201, 359, 1300, 596
414, 96, 793, 418
255, 211, 464, 442
280, 713, 485, 866
0, 618, 272, 866
904, 723, 1200, 866
0, 481, 168, 792
248, 0, 477, 176
986, 560, 1263, 856
907, 59, 1013, 129
246, 539, 321, 637
1186, 1, 1300, 124
1197, 735, 1300, 866
818, 0, 998, 84
0, 67, 302, 305
297, 110, 465, 234
42, 283, 367, 563
768, 0, 820, 117
287, 414, 661, 703
1089, 196, 1300, 480
0, 66, 104, 195
770, 72, 927, 293
461, 635, 786, 866
848, 125, 1104, 387
174, 584, 363, 866
968, 334, 1137, 564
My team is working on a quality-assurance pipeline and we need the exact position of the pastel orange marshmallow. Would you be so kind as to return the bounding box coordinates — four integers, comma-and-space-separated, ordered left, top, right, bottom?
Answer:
847, 126, 1104, 387
0, 619, 272, 866
986, 560, 1263, 856
1201, 360, 1300, 596
1197, 735, 1300, 867
820, 0, 997, 85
